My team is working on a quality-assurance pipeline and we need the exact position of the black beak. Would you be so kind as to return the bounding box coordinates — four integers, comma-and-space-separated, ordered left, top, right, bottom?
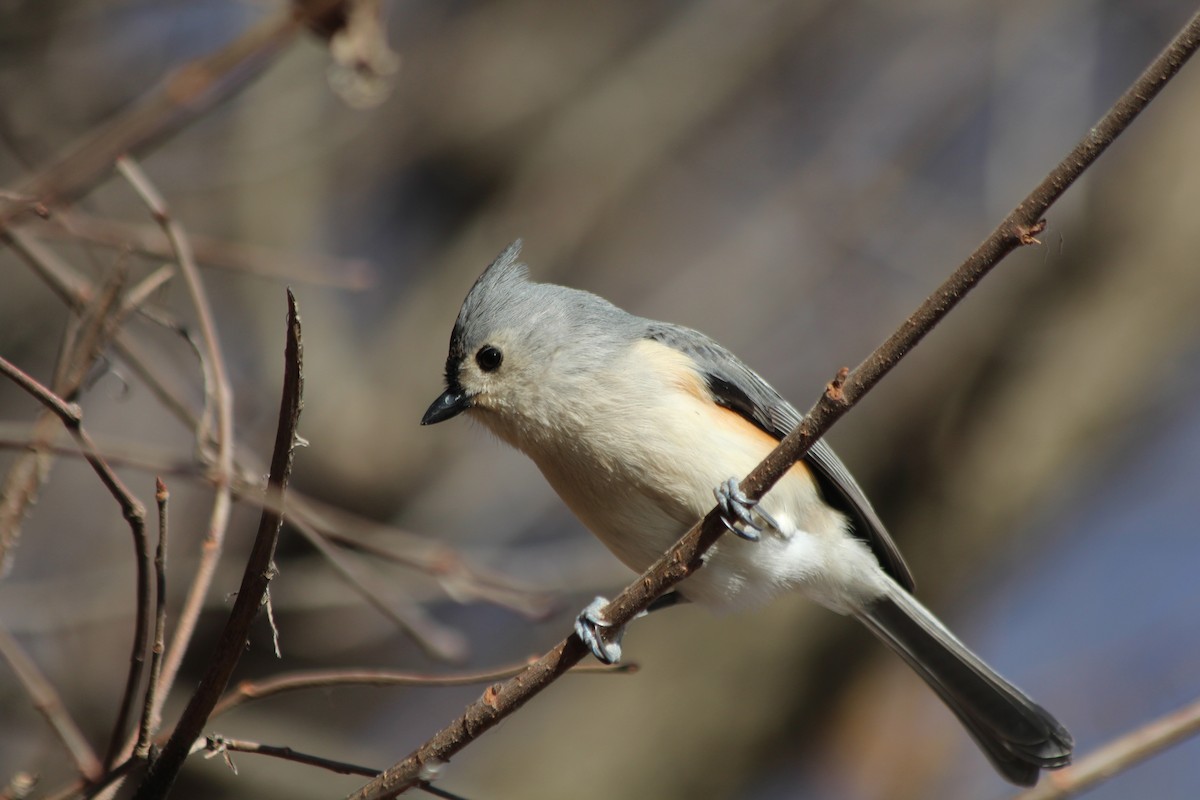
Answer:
421, 388, 471, 425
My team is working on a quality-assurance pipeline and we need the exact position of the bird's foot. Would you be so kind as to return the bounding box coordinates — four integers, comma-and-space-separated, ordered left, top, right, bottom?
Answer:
713, 477, 778, 542
574, 596, 625, 664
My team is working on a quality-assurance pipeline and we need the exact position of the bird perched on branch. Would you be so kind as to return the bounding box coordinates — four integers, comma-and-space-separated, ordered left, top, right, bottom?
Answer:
422, 241, 1072, 786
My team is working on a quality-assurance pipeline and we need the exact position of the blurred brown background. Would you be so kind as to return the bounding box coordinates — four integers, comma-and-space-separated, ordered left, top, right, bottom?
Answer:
2, 1, 1200, 798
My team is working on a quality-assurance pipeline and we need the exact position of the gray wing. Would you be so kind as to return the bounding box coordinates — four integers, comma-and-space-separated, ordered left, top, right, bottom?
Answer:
645, 323, 915, 592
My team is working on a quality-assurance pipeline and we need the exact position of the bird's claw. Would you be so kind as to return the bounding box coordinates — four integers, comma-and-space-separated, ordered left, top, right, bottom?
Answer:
714, 477, 778, 541
574, 596, 625, 664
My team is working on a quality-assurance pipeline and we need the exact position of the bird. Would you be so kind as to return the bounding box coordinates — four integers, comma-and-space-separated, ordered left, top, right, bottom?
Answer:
421, 240, 1073, 785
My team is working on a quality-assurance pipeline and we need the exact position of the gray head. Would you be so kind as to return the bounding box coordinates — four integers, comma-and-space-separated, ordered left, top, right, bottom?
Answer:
421, 241, 640, 432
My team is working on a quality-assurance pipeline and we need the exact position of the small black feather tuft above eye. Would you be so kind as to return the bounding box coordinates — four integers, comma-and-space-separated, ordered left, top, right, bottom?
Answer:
476, 345, 503, 372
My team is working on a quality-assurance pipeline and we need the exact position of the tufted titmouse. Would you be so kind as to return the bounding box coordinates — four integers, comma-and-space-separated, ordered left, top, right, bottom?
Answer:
422, 242, 1072, 785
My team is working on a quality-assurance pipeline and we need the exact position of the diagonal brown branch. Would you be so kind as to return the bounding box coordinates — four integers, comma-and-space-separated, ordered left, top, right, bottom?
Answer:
131, 289, 303, 799
346, 8, 1200, 799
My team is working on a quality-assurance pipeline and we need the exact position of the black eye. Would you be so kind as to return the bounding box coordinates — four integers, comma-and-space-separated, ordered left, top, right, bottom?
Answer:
475, 345, 503, 372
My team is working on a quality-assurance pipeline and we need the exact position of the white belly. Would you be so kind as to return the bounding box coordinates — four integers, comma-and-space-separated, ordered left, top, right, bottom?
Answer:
509, 350, 888, 613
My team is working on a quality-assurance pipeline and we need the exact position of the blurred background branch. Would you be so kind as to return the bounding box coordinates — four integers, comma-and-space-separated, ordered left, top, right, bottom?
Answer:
0, 625, 102, 783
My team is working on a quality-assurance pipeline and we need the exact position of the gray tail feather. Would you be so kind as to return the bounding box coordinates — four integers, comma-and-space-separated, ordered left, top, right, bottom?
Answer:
855, 583, 1073, 786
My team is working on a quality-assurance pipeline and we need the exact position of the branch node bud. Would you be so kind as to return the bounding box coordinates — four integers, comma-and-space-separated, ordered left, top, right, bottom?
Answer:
1015, 218, 1047, 245
826, 367, 850, 404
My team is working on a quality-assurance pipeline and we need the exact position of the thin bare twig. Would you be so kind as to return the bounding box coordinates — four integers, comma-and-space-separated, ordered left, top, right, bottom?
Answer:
0, 353, 153, 777
135, 478, 171, 759
0, 354, 86, 423
132, 289, 303, 800
415, 783, 472, 800
203, 734, 378, 777
109, 331, 207, 435
347, 9, 1200, 799
0, 227, 91, 309
121, 264, 176, 313
115, 156, 238, 752
39, 761, 134, 800
210, 661, 637, 719
0, 626, 103, 781
1013, 695, 1200, 800
204, 734, 472, 800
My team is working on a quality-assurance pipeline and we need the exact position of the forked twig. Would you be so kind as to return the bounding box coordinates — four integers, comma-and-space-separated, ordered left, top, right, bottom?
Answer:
132, 290, 304, 800
115, 156, 238, 754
